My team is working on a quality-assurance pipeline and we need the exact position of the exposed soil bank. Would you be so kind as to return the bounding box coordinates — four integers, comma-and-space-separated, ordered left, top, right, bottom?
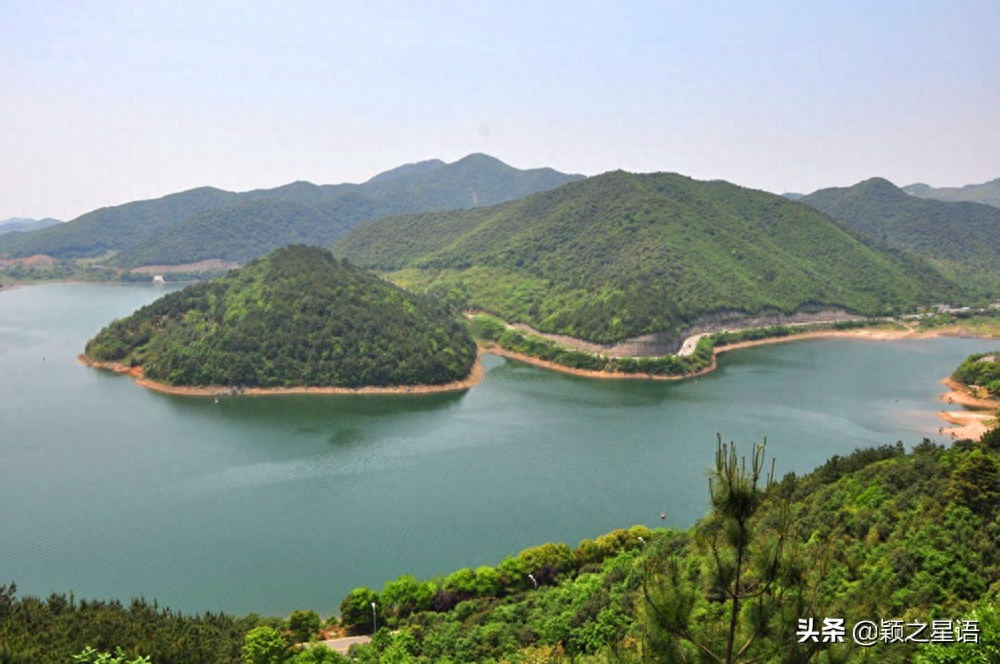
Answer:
938, 377, 999, 440
78, 352, 485, 397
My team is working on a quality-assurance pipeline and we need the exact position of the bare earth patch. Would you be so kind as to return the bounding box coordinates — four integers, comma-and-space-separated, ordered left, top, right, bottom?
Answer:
129, 259, 241, 274
937, 377, 999, 440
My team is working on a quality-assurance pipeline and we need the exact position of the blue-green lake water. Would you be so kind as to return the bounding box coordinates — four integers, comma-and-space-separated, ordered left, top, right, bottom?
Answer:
0, 283, 994, 616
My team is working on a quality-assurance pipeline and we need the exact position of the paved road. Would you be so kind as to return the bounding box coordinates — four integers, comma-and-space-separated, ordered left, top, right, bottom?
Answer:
315, 635, 371, 654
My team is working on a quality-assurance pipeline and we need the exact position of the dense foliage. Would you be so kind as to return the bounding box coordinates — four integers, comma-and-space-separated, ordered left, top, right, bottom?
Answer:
801, 177, 1000, 297
952, 351, 1000, 394
0, 155, 581, 268
315, 434, 1000, 663
0, 588, 261, 663
334, 171, 958, 343
84, 246, 477, 388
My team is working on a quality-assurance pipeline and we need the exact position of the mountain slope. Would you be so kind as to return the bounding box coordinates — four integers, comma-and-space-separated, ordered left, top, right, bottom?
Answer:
84, 245, 477, 388
904, 177, 1000, 208
0, 155, 583, 267
333, 171, 958, 344
0, 217, 62, 235
0, 188, 237, 259
801, 177, 1000, 296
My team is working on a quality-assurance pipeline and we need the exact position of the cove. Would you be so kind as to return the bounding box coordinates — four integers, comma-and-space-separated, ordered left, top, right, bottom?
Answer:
0, 283, 994, 617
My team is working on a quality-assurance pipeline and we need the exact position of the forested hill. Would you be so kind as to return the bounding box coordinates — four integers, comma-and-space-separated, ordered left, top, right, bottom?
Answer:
0, 217, 62, 234
0, 154, 582, 267
904, 176, 1000, 208
84, 245, 477, 388
333, 170, 959, 344
801, 177, 1000, 296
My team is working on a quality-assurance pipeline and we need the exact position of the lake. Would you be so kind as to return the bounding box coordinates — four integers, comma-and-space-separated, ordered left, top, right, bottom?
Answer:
0, 282, 993, 617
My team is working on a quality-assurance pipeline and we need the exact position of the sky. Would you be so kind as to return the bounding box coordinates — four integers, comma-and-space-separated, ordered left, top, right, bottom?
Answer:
2, 0, 999, 221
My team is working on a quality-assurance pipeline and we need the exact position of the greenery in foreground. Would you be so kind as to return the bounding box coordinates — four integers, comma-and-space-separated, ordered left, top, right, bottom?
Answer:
4, 429, 999, 663
84, 245, 477, 388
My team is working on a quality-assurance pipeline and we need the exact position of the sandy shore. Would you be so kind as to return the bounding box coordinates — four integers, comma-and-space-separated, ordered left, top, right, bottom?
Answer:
937, 377, 999, 440
78, 353, 485, 397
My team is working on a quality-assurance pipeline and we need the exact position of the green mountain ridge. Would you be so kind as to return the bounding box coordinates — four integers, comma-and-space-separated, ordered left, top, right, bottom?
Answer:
333, 170, 960, 344
84, 245, 477, 388
903, 176, 1000, 208
0, 217, 62, 234
0, 154, 583, 268
801, 177, 1000, 297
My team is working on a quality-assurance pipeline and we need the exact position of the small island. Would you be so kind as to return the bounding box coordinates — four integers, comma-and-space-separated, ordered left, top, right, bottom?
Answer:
82, 245, 479, 394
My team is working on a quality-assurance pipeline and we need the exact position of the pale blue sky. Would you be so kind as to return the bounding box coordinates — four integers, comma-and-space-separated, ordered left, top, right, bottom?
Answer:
3, 0, 999, 220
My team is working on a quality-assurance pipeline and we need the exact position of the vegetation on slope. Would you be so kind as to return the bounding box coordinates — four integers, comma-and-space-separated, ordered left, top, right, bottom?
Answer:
904, 177, 1000, 208
324, 434, 1000, 663
333, 171, 958, 344
0, 217, 61, 235
801, 177, 1000, 297
952, 351, 1000, 395
0, 154, 582, 269
84, 246, 476, 388
0, 187, 239, 260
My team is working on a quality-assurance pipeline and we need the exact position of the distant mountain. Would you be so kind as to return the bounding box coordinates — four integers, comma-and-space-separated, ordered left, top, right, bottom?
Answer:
0, 217, 62, 234
903, 177, 1000, 208
800, 177, 1000, 297
0, 154, 583, 268
365, 158, 447, 184
84, 245, 477, 388
333, 171, 958, 344
781, 192, 804, 200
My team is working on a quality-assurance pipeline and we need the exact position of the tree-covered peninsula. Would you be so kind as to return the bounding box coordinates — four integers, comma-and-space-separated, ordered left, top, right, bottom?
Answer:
84, 245, 477, 389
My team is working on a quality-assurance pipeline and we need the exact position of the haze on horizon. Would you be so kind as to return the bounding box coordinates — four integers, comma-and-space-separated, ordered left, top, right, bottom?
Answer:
2, 0, 999, 221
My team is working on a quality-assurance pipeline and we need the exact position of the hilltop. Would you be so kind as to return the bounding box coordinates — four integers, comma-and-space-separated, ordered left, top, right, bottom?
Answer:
333, 170, 959, 344
0, 154, 582, 270
801, 177, 1000, 297
0, 217, 62, 235
83, 245, 477, 389
904, 176, 1000, 208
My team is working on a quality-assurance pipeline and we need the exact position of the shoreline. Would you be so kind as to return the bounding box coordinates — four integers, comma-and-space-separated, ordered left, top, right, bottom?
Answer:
78, 352, 486, 397
937, 377, 999, 440
486, 326, 951, 382
488, 327, 998, 441
79, 329, 998, 441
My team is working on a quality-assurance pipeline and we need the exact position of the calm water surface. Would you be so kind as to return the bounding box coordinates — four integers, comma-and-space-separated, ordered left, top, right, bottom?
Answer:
0, 283, 993, 616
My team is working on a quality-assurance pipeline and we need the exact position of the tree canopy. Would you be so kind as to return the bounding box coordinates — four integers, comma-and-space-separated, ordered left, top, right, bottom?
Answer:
84, 246, 477, 388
